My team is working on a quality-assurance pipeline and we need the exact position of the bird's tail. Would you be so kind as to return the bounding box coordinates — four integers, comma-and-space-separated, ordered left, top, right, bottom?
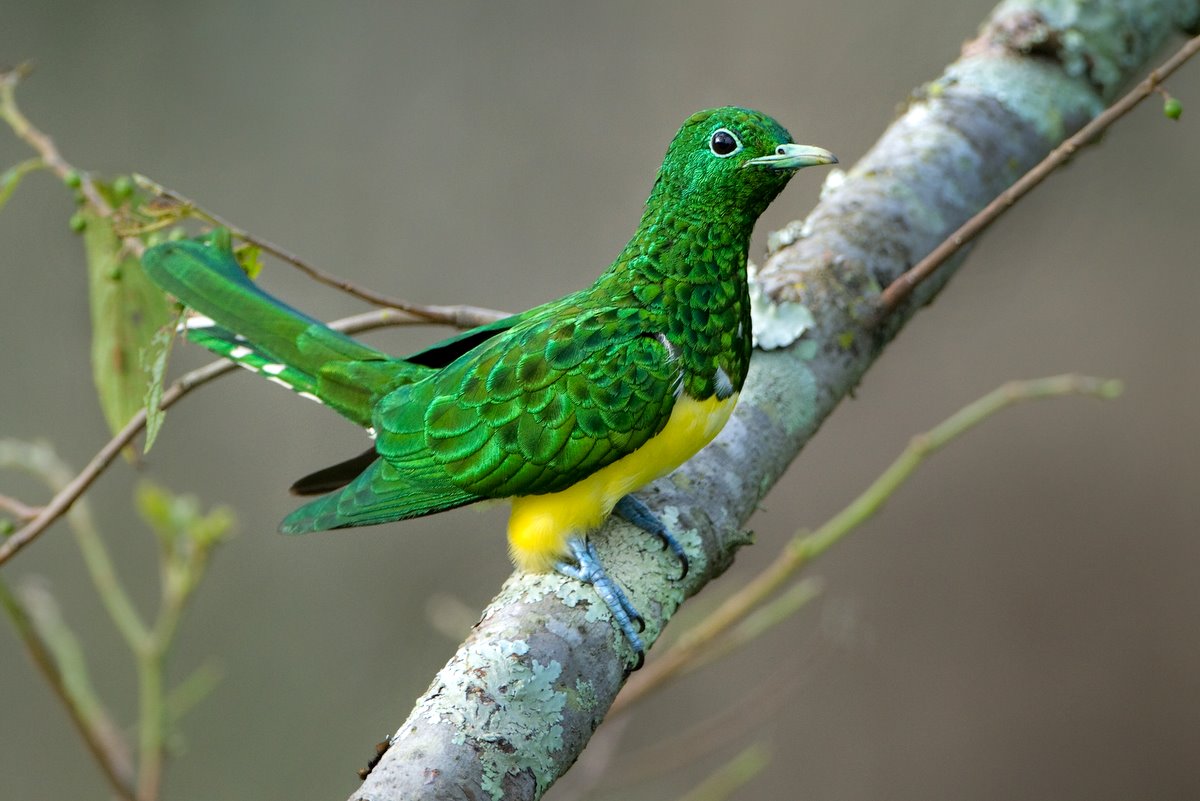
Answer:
142, 234, 422, 427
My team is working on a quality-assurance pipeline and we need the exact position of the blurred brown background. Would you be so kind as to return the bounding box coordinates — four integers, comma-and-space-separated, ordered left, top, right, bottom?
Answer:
2, 2, 1198, 799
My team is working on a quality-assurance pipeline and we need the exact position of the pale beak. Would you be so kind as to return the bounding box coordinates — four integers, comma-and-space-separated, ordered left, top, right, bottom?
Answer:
743, 143, 838, 170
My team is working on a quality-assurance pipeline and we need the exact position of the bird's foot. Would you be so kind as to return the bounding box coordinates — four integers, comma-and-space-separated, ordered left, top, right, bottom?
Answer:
614, 494, 689, 580
556, 537, 645, 670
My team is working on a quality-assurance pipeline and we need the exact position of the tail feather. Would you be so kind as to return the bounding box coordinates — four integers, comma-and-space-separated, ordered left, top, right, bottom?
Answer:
289, 447, 377, 495
143, 236, 423, 425
184, 319, 328, 406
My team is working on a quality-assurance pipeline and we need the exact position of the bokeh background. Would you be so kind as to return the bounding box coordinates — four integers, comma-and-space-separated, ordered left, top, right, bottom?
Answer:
2, 2, 1198, 800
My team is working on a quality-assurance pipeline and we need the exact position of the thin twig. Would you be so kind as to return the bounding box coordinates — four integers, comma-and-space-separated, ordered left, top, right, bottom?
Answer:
0, 68, 507, 566
0, 64, 117, 224
614, 375, 1122, 712
2, 66, 508, 332
0, 308, 447, 566
874, 33, 1200, 321
1, 442, 232, 800
0, 578, 137, 801
132, 175, 507, 327
0, 441, 152, 650
0, 493, 41, 520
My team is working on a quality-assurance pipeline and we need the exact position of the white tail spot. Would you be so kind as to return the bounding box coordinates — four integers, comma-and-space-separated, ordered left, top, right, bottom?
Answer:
229, 345, 253, 360
261, 363, 286, 376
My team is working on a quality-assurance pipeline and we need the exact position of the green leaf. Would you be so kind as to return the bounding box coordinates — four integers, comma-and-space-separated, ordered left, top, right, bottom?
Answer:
234, 242, 264, 279
135, 481, 176, 548
141, 312, 181, 454
83, 209, 173, 447
135, 482, 234, 557
0, 157, 46, 213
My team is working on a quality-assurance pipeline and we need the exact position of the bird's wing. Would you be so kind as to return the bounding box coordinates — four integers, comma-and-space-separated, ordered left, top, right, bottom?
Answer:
377, 302, 682, 500
278, 303, 680, 532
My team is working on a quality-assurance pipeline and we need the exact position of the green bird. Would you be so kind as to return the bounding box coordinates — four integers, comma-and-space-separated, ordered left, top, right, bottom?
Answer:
142, 107, 836, 666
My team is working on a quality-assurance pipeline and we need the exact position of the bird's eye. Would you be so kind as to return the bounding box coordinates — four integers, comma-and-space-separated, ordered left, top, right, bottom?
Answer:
709, 128, 742, 157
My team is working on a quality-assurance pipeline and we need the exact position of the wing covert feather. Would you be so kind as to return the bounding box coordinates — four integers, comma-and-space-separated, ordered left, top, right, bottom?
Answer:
374, 305, 680, 499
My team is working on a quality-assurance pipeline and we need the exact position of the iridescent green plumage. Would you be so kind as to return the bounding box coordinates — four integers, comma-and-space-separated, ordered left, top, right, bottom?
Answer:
142, 107, 835, 663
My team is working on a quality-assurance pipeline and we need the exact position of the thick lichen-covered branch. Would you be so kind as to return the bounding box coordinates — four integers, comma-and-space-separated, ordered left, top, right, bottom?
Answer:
350, 1, 1200, 799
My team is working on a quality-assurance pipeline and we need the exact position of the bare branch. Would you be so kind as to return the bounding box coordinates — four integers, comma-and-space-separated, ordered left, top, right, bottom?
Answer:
0, 308, 484, 566
0, 493, 41, 521
874, 33, 1200, 320
132, 175, 508, 327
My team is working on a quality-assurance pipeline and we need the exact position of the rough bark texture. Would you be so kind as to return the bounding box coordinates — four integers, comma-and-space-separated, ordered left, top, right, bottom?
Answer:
348, 2, 1200, 799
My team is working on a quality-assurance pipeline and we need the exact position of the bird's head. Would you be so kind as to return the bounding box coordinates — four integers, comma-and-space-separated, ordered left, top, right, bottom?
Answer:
649, 106, 836, 221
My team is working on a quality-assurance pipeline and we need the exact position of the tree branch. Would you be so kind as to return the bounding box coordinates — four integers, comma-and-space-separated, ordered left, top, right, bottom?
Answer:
131, 174, 508, 326
0, 309, 460, 566
875, 31, 1200, 319
348, 1, 1200, 799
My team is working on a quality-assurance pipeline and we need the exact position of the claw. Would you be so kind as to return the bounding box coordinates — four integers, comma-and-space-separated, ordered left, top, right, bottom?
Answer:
555, 537, 645, 668
614, 494, 689, 580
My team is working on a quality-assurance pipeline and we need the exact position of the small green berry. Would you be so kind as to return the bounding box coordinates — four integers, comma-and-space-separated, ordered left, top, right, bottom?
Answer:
113, 175, 134, 199
63, 169, 82, 188
1163, 97, 1183, 120
69, 212, 87, 232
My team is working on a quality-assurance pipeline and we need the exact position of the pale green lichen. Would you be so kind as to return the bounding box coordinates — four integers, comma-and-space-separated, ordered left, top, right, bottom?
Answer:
572, 677, 598, 714
990, 0, 1195, 96
515, 570, 569, 605
423, 638, 567, 800
750, 279, 816, 350
553, 575, 610, 625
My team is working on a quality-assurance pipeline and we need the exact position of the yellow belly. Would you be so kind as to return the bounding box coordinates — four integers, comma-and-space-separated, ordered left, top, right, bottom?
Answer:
507, 392, 738, 573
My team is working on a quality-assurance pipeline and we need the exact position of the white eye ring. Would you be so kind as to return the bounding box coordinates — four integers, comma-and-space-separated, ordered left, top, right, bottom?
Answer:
709, 128, 743, 158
